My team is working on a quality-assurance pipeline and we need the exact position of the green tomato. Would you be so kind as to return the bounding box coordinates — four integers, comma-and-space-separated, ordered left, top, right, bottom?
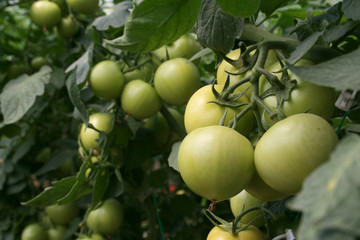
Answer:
206, 225, 265, 240
79, 112, 114, 151
184, 84, 254, 137
30, 1, 61, 28
89, 60, 125, 100
259, 60, 336, 123
45, 202, 79, 225
66, 0, 99, 14
123, 63, 153, 83
21, 223, 47, 240
255, 113, 338, 194
6, 63, 28, 79
77, 234, 104, 240
121, 80, 162, 119
153, 33, 201, 63
86, 198, 124, 234
35, 147, 52, 163
245, 171, 288, 202
178, 125, 255, 201
230, 190, 265, 227
217, 0, 261, 17
47, 225, 70, 240
31, 56, 50, 71
154, 58, 201, 106
57, 15, 79, 38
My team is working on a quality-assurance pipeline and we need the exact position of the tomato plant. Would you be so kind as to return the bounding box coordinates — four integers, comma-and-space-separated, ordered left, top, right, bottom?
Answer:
30, 1, 61, 28
57, 15, 79, 38
45, 202, 79, 225
31, 56, 50, 71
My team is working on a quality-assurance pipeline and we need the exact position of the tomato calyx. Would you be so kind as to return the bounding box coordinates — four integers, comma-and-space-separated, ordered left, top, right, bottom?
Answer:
210, 79, 249, 108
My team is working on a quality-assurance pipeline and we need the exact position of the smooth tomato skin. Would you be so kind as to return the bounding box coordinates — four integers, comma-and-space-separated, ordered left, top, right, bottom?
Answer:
153, 33, 201, 63
21, 223, 48, 240
255, 113, 338, 194
6, 63, 28, 79
154, 58, 201, 106
207, 225, 265, 240
58, 15, 79, 38
47, 225, 70, 240
31, 57, 50, 70
178, 125, 255, 201
259, 60, 336, 122
45, 202, 79, 225
30, 1, 61, 28
217, 49, 278, 100
86, 198, 124, 235
66, 0, 99, 14
123, 63, 152, 83
245, 171, 288, 202
79, 112, 114, 151
121, 80, 162, 119
89, 60, 125, 100
184, 84, 254, 137
230, 190, 265, 227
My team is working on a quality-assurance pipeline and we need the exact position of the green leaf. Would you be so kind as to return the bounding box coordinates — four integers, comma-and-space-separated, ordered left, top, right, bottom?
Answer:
65, 43, 93, 85
51, 67, 66, 89
21, 177, 77, 207
342, 0, 360, 21
91, 167, 113, 209
35, 149, 78, 176
323, 21, 357, 43
168, 141, 180, 172
287, 47, 360, 90
260, 0, 291, 16
196, 0, 244, 54
0, 66, 52, 124
105, 0, 201, 52
216, 0, 260, 18
66, 72, 89, 124
288, 134, 360, 240
92, 1, 133, 31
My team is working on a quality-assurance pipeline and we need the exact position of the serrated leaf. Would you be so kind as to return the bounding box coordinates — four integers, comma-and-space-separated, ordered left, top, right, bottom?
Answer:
66, 72, 89, 124
0, 66, 52, 124
21, 177, 77, 207
342, 0, 360, 21
65, 43, 93, 85
168, 141, 181, 172
287, 47, 360, 90
287, 31, 323, 65
323, 21, 356, 43
196, 0, 244, 54
288, 134, 360, 240
92, 1, 132, 31
105, 0, 201, 52
91, 167, 113, 209
216, 0, 260, 18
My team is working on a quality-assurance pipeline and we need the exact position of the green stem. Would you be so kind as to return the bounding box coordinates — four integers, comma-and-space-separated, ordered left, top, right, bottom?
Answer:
160, 105, 187, 139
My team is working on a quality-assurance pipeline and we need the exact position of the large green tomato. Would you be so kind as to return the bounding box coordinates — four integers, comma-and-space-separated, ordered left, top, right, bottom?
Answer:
121, 80, 162, 119
45, 202, 79, 224
178, 125, 255, 201
217, 49, 278, 100
31, 56, 50, 71
245, 171, 288, 202
89, 60, 125, 100
57, 15, 79, 38
259, 60, 336, 122
206, 225, 265, 240
153, 33, 201, 62
79, 112, 114, 151
30, 1, 61, 28
86, 198, 124, 234
47, 225, 70, 240
230, 190, 265, 227
66, 0, 99, 14
184, 84, 254, 137
21, 223, 47, 240
255, 113, 338, 194
154, 58, 201, 106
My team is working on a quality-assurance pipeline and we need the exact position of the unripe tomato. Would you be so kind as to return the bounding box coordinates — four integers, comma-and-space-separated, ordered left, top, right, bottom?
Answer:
255, 113, 338, 194
79, 112, 114, 151
217, 49, 278, 100
30, 1, 61, 28
184, 84, 254, 137
21, 223, 47, 240
206, 225, 265, 240
57, 15, 79, 38
47, 225, 70, 240
45, 202, 79, 225
123, 63, 152, 83
6, 63, 28, 79
230, 190, 265, 227
86, 198, 124, 234
89, 60, 125, 100
178, 125, 255, 201
153, 33, 201, 62
66, 0, 99, 14
121, 80, 162, 119
259, 59, 336, 122
31, 56, 50, 71
154, 58, 201, 106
